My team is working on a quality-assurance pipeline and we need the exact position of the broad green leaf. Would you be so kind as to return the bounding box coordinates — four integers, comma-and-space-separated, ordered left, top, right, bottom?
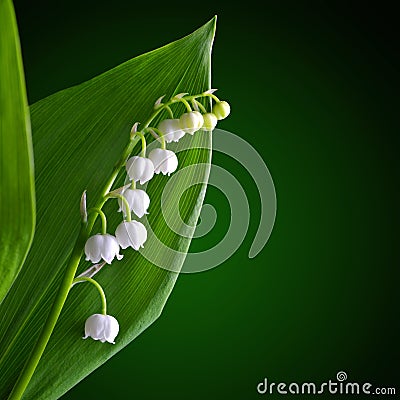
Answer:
0, 17, 216, 399
0, 0, 35, 303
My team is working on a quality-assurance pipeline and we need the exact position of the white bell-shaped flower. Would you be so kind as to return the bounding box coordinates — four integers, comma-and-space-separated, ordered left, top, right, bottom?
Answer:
179, 111, 204, 134
115, 221, 147, 250
83, 314, 119, 344
202, 113, 218, 131
118, 188, 150, 218
85, 234, 123, 264
126, 156, 155, 184
158, 119, 185, 143
148, 148, 178, 175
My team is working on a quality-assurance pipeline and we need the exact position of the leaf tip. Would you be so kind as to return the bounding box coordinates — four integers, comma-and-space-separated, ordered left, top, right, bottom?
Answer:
210, 15, 218, 34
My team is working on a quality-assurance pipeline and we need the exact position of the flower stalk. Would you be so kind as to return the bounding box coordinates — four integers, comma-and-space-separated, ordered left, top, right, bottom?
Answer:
88, 208, 108, 234
7, 222, 89, 400
107, 193, 132, 222
8, 134, 140, 400
146, 127, 166, 149
8, 90, 230, 400
72, 276, 107, 315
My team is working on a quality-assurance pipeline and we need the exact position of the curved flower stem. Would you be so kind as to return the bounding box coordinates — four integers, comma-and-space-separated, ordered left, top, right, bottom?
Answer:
143, 92, 211, 129
7, 135, 140, 400
180, 98, 192, 112
193, 99, 207, 113
71, 276, 107, 315
165, 105, 174, 118
106, 193, 131, 222
88, 208, 107, 234
132, 131, 147, 157
202, 93, 220, 103
8, 90, 213, 400
146, 127, 166, 150
7, 223, 88, 400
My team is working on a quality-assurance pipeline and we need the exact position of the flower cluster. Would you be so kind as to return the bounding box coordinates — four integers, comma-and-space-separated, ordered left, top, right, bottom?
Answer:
76, 90, 230, 343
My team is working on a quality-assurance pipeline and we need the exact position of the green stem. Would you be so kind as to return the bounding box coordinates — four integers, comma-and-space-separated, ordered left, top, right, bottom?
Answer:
72, 277, 107, 315
165, 105, 174, 118
88, 208, 107, 234
7, 224, 88, 400
7, 135, 140, 400
203, 93, 220, 103
180, 98, 192, 112
8, 91, 214, 400
107, 193, 131, 222
133, 131, 147, 157
143, 92, 212, 129
193, 99, 207, 113
143, 107, 164, 129
146, 127, 166, 150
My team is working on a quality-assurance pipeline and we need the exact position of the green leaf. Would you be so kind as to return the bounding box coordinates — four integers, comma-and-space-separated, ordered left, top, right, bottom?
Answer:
0, 0, 35, 303
0, 17, 216, 399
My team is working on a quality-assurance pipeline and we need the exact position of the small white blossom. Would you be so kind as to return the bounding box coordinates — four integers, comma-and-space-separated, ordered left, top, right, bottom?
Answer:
118, 188, 150, 218
212, 101, 230, 120
115, 221, 147, 250
148, 148, 178, 175
179, 111, 204, 134
202, 113, 218, 131
126, 156, 155, 184
85, 234, 123, 264
158, 119, 185, 143
83, 314, 119, 344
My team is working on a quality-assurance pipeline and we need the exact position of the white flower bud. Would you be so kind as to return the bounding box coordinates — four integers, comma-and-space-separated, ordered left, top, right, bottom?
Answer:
202, 113, 218, 131
126, 156, 155, 184
85, 234, 123, 264
83, 314, 119, 344
148, 148, 178, 175
158, 119, 185, 143
115, 221, 147, 250
179, 111, 204, 134
118, 188, 150, 218
212, 101, 230, 120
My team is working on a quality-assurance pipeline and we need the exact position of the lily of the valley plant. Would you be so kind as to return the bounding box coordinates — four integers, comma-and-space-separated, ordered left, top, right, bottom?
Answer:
8, 91, 230, 399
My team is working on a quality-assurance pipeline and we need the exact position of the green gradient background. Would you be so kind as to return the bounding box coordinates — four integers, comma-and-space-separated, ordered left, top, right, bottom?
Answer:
13, 1, 399, 398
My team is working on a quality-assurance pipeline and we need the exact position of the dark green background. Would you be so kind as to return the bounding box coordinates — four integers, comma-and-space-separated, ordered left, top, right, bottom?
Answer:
13, 0, 399, 398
